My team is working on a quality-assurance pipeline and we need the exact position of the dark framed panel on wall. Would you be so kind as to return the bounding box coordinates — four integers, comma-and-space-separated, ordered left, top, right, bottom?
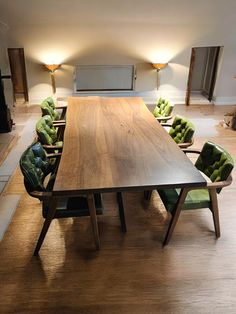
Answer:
8, 48, 28, 102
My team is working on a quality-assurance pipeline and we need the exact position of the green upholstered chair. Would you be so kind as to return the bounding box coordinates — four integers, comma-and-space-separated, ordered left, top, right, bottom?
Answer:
163, 115, 195, 148
19, 142, 103, 254
42, 97, 67, 120
36, 115, 64, 152
157, 141, 234, 244
41, 100, 60, 120
44, 96, 56, 109
153, 97, 174, 123
43, 96, 67, 119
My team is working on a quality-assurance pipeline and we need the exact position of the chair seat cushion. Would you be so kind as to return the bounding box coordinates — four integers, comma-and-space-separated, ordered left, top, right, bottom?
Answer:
157, 188, 210, 213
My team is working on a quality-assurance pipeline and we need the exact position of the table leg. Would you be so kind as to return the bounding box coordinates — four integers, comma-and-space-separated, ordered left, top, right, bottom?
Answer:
117, 192, 127, 233
163, 188, 188, 246
87, 194, 100, 250
33, 197, 58, 255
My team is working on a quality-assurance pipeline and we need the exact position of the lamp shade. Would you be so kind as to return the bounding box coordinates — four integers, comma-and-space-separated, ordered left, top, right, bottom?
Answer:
44, 64, 60, 72
152, 63, 168, 71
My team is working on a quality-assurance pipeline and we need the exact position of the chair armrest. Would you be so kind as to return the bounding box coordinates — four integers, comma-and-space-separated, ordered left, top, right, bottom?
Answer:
42, 144, 63, 150
53, 120, 66, 125
55, 104, 67, 109
46, 152, 62, 158
29, 191, 52, 200
160, 123, 172, 127
182, 148, 201, 155
53, 122, 66, 127
178, 139, 194, 149
207, 175, 233, 189
155, 114, 173, 122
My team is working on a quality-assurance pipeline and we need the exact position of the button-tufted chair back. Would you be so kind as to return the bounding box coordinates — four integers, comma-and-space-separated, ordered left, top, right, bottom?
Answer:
169, 115, 195, 144
153, 97, 174, 120
44, 97, 56, 109
40, 100, 60, 121
36, 115, 58, 146
20, 142, 54, 194
195, 141, 234, 188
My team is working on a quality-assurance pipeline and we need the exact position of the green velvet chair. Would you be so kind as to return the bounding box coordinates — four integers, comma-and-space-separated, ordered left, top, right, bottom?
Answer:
41, 100, 60, 120
43, 96, 67, 119
19, 142, 103, 254
44, 96, 56, 108
36, 115, 64, 152
157, 141, 234, 244
163, 115, 195, 148
153, 97, 174, 123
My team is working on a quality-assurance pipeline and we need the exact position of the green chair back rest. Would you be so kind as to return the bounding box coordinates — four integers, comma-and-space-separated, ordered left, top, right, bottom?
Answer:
44, 97, 55, 109
36, 115, 58, 145
20, 142, 53, 193
41, 101, 59, 120
195, 141, 234, 184
169, 115, 195, 144
153, 97, 174, 118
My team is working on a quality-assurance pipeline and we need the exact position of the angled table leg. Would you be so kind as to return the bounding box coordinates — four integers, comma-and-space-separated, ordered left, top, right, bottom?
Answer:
34, 197, 58, 255
163, 188, 189, 246
87, 194, 100, 250
117, 192, 127, 233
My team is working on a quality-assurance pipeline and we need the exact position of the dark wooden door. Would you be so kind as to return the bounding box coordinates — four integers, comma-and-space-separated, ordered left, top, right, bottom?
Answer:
185, 48, 196, 106
8, 48, 28, 102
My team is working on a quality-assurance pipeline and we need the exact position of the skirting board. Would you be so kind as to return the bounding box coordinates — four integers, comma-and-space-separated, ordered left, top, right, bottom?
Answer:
29, 90, 236, 106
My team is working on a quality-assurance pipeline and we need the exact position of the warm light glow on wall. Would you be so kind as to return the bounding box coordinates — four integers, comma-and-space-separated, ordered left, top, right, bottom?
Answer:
148, 50, 173, 64
146, 43, 188, 64
38, 51, 67, 65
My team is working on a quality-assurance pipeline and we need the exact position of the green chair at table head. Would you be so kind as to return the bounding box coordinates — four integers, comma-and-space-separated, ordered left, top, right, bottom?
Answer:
19, 142, 103, 254
157, 141, 234, 244
153, 97, 174, 123
167, 115, 195, 148
36, 115, 63, 151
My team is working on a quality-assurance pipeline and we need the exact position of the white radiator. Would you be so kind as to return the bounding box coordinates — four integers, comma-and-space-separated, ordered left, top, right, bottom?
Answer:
75, 65, 135, 91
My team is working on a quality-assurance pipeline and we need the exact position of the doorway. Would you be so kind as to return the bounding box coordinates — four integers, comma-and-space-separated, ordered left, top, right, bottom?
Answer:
7, 48, 28, 102
185, 46, 222, 106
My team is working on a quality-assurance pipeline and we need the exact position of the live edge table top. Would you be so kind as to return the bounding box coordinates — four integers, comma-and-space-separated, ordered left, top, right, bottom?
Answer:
53, 96, 206, 196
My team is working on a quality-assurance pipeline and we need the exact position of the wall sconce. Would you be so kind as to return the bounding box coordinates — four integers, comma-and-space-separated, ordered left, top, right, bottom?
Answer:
44, 64, 61, 94
152, 63, 168, 71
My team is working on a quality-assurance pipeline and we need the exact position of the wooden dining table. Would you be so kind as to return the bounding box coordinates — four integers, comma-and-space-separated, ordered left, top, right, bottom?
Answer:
34, 96, 206, 254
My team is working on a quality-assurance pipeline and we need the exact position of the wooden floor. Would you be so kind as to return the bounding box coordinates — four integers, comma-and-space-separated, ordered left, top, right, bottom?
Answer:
0, 104, 236, 313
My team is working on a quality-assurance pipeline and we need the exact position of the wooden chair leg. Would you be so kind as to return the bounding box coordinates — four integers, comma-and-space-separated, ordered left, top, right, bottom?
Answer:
163, 188, 188, 246
34, 198, 58, 255
87, 194, 100, 250
209, 189, 221, 238
60, 108, 66, 119
117, 192, 127, 233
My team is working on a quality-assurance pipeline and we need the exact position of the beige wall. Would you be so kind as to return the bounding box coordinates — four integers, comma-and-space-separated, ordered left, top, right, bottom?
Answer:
1, 0, 236, 104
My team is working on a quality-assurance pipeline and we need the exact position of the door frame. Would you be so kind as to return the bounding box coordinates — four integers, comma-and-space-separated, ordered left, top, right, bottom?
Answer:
185, 46, 221, 106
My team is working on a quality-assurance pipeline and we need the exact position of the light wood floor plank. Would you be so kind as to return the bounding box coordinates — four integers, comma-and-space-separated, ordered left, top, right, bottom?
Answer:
0, 104, 236, 313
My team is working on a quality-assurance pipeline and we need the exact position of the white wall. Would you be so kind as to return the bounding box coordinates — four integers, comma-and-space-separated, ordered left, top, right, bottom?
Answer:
1, 0, 236, 105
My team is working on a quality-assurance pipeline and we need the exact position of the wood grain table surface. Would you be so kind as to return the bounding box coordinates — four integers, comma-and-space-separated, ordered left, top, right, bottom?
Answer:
53, 96, 205, 195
